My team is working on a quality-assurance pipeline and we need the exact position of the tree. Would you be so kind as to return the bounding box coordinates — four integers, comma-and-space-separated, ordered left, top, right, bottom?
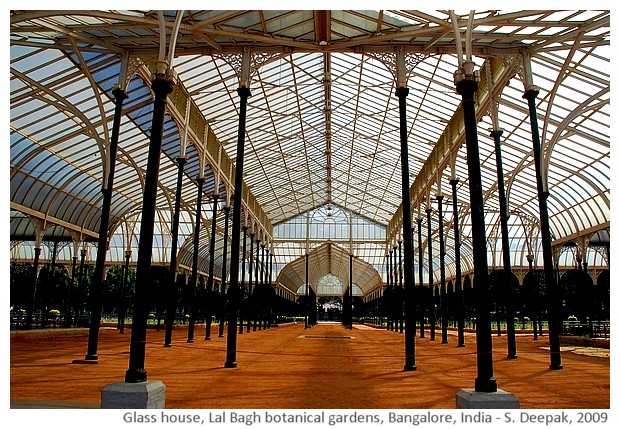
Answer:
10, 262, 35, 311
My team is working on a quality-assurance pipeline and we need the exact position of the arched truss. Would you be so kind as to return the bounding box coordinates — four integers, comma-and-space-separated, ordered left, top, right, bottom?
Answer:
10, 10, 609, 298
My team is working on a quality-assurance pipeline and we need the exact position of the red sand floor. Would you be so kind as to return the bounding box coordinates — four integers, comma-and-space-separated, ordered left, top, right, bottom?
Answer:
10, 322, 610, 409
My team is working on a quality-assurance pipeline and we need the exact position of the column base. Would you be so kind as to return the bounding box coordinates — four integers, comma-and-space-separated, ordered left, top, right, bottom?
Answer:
456, 388, 519, 409
224, 361, 238, 368
72, 359, 98, 365
101, 380, 166, 409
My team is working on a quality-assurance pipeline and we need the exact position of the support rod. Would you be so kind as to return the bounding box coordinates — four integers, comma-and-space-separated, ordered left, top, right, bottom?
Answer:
395, 86, 416, 372
164, 156, 186, 347
426, 207, 435, 342
205, 194, 219, 340
125, 77, 173, 382
491, 130, 517, 359
438, 195, 448, 344
224, 86, 252, 368
186, 177, 204, 343
456, 69, 497, 392
85, 87, 127, 360
450, 179, 465, 347
417, 218, 425, 339
218, 206, 231, 337
239, 226, 248, 334
523, 88, 562, 370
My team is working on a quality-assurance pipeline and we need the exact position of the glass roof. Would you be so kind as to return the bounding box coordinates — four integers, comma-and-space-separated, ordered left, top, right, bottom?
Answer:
9, 10, 610, 295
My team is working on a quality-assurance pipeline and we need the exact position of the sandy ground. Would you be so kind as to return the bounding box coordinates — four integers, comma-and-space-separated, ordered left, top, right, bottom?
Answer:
10, 322, 610, 409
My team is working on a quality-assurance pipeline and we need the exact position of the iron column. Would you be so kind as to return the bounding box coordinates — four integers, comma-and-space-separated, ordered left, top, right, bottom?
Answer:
85, 87, 127, 360
450, 179, 465, 347
125, 76, 173, 383
219, 206, 231, 338
417, 217, 425, 338
456, 63, 497, 392
247, 233, 254, 333
305, 253, 309, 329
523, 88, 562, 370
426, 207, 435, 341
239, 226, 248, 334
395, 85, 417, 371
186, 177, 204, 343
164, 156, 186, 347
491, 129, 517, 358
224, 86, 252, 368
205, 194, 219, 340
437, 195, 448, 344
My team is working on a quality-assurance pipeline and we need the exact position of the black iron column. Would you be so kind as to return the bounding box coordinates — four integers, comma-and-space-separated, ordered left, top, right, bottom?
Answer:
119, 250, 131, 334
253, 238, 261, 331
246, 232, 254, 333
260, 244, 266, 329
219, 206, 231, 338
64, 253, 78, 327
387, 248, 393, 330
76, 248, 86, 324
268, 249, 273, 328
416, 218, 425, 338
395, 86, 417, 371
392, 246, 397, 331
349, 253, 353, 330
523, 88, 562, 370
426, 207, 436, 341
239, 226, 248, 334
305, 253, 309, 329
85, 86, 128, 361
384, 253, 389, 329
26, 246, 41, 329
398, 241, 404, 333
526, 254, 538, 341
125, 76, 173, 383
186, 177, 204, 343
385, 250, 394, 331
456, 68, 497, 392
491, 129, 517, 359
164, 156, 186, 347
392, 247, 397, 331
437, 195, 448, 344
224, 86, 252, 368
205, 194, 219, 340
450, 179, 465, 347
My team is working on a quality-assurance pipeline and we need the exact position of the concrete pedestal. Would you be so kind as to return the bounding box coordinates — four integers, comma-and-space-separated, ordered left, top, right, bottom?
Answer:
101, 380, 166, 409
456, 388, 520, 409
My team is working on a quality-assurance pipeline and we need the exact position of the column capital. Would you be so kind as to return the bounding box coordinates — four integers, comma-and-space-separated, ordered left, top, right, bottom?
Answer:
151, 76, 174, 98
175, 156, 187, 165
455, 77, 478, 99
449, 178, 460, 185
395, 86, 409, 98
489, 129, 504, 139
237, 86, 252, 98
436, 194, 444, 202
523, 87, 540, 101
111, 86, 129, 101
